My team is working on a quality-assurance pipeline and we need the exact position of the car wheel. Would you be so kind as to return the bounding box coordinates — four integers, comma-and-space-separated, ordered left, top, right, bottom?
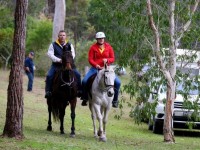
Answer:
153, 119, 163, 134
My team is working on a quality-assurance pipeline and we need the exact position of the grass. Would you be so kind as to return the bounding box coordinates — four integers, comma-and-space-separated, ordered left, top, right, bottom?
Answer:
0, 70, 200, 150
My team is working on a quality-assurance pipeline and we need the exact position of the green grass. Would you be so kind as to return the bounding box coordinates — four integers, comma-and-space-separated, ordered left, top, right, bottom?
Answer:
0, 70, 200, 150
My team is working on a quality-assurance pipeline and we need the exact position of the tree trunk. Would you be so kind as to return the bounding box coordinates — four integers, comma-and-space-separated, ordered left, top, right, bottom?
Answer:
162, 0, 176, 143
3, 0, 28, 139
52, 0, 66, 41
163, 81, 175, 143
72, 0, 78, 52
147, 0, 176, 142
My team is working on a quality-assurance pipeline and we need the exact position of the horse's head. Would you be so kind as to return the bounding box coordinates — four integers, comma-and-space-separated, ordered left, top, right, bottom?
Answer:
98, 65, 115, 97
61, 51, 74, 70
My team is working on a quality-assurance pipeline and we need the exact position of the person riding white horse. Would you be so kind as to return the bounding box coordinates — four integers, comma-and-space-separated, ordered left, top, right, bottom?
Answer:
89, 63, 116, 142
81, 32, 121, 108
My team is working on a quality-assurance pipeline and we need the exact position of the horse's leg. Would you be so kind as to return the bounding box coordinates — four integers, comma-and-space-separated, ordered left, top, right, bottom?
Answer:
98, 106, 104, 136
59, 107, 65, 134
94, 104, 106, 142
47, 98, 52, 131
89, 103, 97, 137
102, 106, 111, 142
70, 98, 77, 138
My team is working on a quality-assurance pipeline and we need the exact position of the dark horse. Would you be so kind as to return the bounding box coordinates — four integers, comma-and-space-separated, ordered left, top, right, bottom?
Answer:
46, 51, 77, 137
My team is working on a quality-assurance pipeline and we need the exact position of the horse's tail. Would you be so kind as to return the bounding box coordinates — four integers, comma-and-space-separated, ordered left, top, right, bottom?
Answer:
51, 100, 61, 122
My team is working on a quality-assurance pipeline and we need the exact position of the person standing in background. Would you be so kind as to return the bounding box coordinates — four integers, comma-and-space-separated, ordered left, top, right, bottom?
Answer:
24, 51, 35, 92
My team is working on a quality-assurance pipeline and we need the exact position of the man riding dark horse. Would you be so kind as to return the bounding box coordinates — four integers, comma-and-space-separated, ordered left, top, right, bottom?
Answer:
46, 51, 77, 136
45, 30, 82, 99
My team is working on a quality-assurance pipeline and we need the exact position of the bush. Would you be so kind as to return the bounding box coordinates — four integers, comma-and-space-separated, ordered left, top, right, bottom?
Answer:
26, 18, 52, 52
34, 51, 51, 77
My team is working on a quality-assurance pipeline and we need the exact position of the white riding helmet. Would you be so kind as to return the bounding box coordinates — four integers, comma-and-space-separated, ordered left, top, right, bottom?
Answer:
95, 32, 106, 39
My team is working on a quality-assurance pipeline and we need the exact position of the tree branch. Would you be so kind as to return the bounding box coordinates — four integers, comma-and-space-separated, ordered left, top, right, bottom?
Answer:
175, 0, 200, 47
146, 0, 170, 78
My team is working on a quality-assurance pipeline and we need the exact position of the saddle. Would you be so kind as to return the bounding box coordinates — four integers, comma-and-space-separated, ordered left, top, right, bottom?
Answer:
86, 73, 97, 99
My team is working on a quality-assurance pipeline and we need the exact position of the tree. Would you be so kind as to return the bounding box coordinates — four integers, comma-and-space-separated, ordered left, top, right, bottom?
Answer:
146, 0, 199, 143
2, 0, 28, 139
52, 0, 66, 41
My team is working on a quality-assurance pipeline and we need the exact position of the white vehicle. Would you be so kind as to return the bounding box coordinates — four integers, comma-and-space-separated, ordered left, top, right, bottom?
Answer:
148, 82, 200, 134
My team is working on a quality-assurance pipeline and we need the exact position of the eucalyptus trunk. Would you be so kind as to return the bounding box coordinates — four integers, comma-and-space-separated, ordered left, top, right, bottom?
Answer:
3, 0, 28, 139
52, 0, 66, 41
147, 0, 176, 142
163, 0, 176, 143
163, 81, 175, 142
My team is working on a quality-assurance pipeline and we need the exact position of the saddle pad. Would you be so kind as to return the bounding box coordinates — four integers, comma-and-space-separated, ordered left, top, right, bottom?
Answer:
87, 73, 97, 98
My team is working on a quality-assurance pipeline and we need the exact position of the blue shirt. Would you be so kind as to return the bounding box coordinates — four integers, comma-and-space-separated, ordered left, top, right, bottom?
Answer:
25, 57, 34, 74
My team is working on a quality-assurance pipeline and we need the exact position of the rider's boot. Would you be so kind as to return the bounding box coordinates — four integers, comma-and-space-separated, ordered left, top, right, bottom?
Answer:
112, 101, 118, 108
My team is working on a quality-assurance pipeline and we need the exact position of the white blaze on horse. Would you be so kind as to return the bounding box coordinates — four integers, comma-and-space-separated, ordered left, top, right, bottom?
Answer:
89, 63, 115, 142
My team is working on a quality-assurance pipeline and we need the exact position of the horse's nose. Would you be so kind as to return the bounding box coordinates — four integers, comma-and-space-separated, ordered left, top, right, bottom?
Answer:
107, 91, 114, 97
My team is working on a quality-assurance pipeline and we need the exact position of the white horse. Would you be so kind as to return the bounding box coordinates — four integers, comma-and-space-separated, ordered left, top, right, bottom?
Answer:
89, 64, 115, 142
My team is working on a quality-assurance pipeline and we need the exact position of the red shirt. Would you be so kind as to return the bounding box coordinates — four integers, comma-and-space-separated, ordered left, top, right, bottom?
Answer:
88, 42, 115, 68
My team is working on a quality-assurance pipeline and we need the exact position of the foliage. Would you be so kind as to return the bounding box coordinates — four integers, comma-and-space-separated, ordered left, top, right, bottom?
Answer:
26, 18, 52, 53
0, 3, 14, 68
65, 0, 94, 41
0, 28, 14, 68
75, 39, 94, 74
27, 0, 46, 17
34, 51, 52, 77
0, 5, 14, 28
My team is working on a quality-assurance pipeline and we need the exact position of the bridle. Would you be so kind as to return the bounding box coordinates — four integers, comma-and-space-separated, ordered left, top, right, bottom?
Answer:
60, 51, 75, 87
97, 69, 114, 92
60, 71, 75, 87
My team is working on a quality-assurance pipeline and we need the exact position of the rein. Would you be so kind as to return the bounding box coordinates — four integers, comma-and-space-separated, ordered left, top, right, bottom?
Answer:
60, 71, 74, 87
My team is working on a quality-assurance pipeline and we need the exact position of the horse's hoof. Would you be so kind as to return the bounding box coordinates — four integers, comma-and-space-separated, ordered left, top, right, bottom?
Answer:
47, 126, 52, 131
60, 131, 65, 134
99, 136, 107, 142
70, 133, 75, 138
